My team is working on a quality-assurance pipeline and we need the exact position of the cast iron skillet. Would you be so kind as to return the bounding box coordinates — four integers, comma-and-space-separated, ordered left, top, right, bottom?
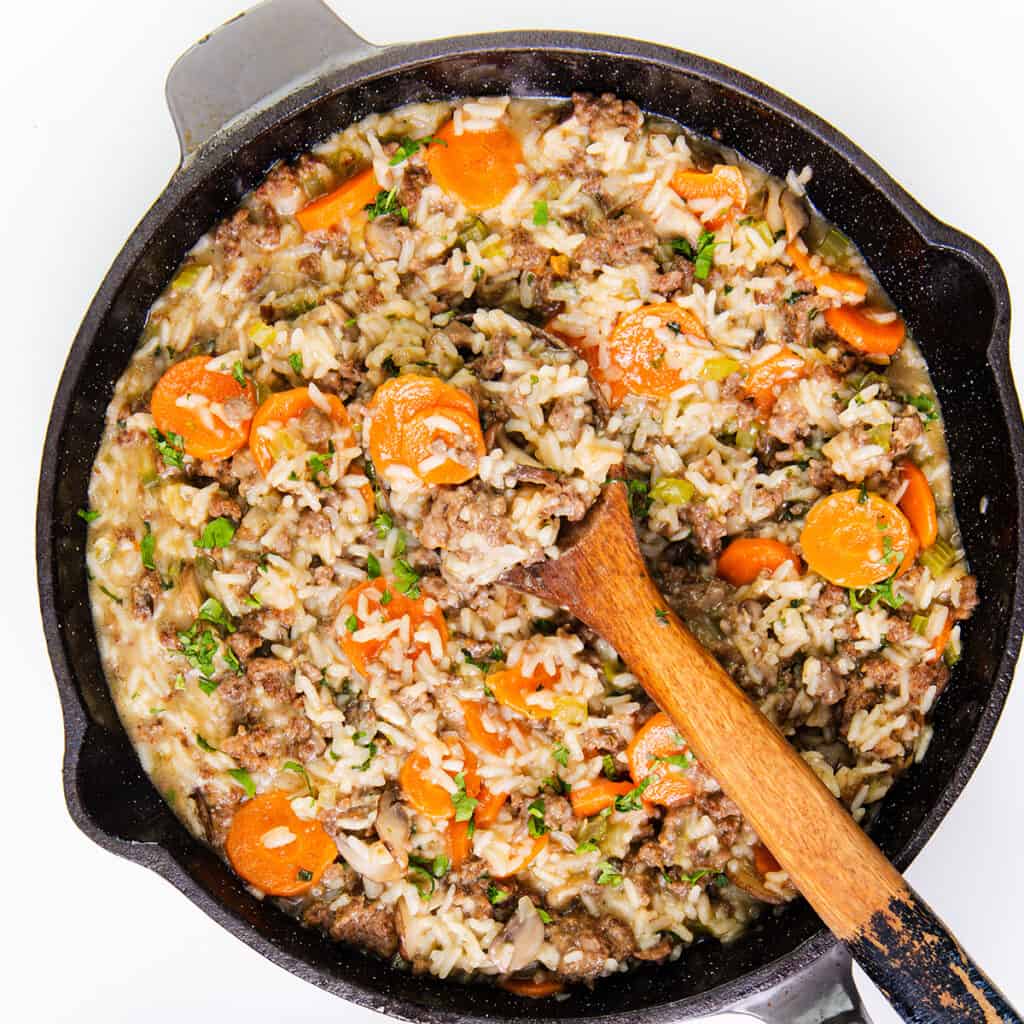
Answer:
36, 1, 1021, 1020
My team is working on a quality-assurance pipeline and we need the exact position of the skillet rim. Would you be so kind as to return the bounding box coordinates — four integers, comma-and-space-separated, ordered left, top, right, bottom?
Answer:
36, 29, 1022, 1023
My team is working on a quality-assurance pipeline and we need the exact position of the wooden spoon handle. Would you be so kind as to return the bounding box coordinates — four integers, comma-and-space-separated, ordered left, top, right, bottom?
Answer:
509, 484, 1019, 1021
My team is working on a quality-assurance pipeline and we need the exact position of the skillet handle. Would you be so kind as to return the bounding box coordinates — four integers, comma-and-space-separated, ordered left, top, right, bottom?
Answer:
165, 0, 378, 160
734, 944, 874, 1024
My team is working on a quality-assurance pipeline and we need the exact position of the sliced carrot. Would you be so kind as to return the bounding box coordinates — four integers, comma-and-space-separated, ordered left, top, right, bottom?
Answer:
491, 833, 549, 879
249, 387, 353, 477
399, 739, 479, 819
151, 355, 256, 461
446, 819, 472, 868
569, 779, 635, 818
717, 537, 801, 587
745, 349, 808, 416
898, 529, 920, 577
898, 461, 938, 548
360, 481, 376, 517
626, 711, 697, 808
576, 303, 707, 408
475, 787, 509, 827
500, 976, 565, 998
930, 615, 954, 659
786, 242, 868, 299
490, 661, 561, 719
295, 166, 380, 233
671, 164, 748, 212
367, 374, 486, 486
800, 489, 915, 588
461, 700, 511, 755
339, 577, 448, 676
753, 842, 782, 875
824, 305, 906, 357
225, 790, 337, 897
424, 118, 523, 211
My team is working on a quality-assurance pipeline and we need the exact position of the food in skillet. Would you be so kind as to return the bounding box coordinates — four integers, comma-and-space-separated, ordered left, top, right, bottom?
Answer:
83, 94, 976, 994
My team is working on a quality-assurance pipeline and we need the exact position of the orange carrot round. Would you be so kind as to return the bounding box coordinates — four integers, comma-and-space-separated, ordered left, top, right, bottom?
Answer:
249, 387, 353, 477
474, 787, 509, 827
800, 489, 915, 588
671, 164, 748, 211
898, 461, 938, 548
626, 712, 697, 808
225, 790, 337, 897
461, 700, 511, 755
786, 242, 868, 299
295, 166, 380, 234
339, 577, 448, 676
717, 537, 801, 586
151, 355, 256, 461
446, 819, 472, 868
500, 976, 565, 998
569, 779, 635, 818
491, 833, 549, 879
825, 305, 906, 357
399, 739, 479, 819
424, 118, 523, 211
490, 661, 561, 719
588, 303, 707, 407
745, 349, 808, 416
367, 374, 486, 486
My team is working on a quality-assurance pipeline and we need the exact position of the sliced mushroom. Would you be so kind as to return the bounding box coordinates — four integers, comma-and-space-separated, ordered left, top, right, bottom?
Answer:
493, 896, 546, 973
375, 787, 410, 869
335, 834, 404, 884
780, 189, 809, 243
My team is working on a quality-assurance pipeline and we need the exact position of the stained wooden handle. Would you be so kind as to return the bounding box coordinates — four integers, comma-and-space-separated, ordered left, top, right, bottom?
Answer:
507, 484, 1019, 1023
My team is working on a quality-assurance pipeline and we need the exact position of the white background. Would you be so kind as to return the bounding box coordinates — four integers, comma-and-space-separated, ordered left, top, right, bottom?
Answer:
5, 0, 1022, 1020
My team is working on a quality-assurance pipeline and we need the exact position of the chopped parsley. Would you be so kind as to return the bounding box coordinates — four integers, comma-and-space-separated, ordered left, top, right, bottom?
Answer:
388, 135, 445, 165
848, 575, 904, 612
784, 290, 813, 305
379, 588, 393, 605
394, 558, 421, 599
533, 618, 557, 636
656, 753, 694, 770
655, 608, 669, 624
197, 597, 234, 633
596, 861, 624, 886
195, 516, 236, 549
527, 798, 548, 837
537, 908, 552, 924
614, 776, 652, 812
576, 837, 600, 853
552, 743, 569, 767
601, 754, 621, 781
221, 644, 243, 676
450, 772, 478, 822
669, 237, 694, 259
366, 553, 381, 580
532, 199, 550, 226
307, 447, 333, 480
374, 511, 394, 538
197, 676, 220, 696
288, 352, 304, 374
365, 186, 409, 223
140, 522, 156, 571
680, 868, 712, 885
542, 775, 569, 795
195, 734, 218, 753
409, 853, 450, 879
232, 361, 246, 386
694, 230, 717, 280
903, 393, 939, 422
283, 760, 317, 798
179, 624, 218, 676
487, 883, 510, 905
462, 646, 504, 673
296, 868, 314, 882
148, 427, 185, 469
77, 507, 100, 523
227, 768, 256, 798
627, 479, 652, 517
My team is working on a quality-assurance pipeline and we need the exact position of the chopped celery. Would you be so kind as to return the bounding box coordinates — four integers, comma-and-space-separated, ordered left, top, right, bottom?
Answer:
944, 643, 961, 667
920, 538, 957, 577
171, 265, 202, 291
740, 218, 774, 246
651, 477, 696, 505
457, 216, 488, 247
815, 227, 852, 266
868, 423, 892, 451
246, 319, 276, 349
735, 426, 758, 451
701, 356, 741, 381
910, 614, 929, 636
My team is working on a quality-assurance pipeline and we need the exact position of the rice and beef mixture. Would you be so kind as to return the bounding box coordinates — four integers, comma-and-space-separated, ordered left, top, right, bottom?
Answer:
84, 93, 976, 994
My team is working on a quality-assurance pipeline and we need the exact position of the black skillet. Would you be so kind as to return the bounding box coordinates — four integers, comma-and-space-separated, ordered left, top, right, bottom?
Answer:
35, 1, 1022, 1021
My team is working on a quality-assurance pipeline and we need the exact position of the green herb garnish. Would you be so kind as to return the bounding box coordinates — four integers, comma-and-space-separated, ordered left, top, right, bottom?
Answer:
196, 516, 236, 549
140, 522, 156, 571
388, 135, 445, 165
533, 199, 550, 226
77, 507, 100, 523
451, 772, 478, 822
148, 427, 185, 469
365, 187, 409, 223
227, 768, 256, 798
596, 861, 624, 886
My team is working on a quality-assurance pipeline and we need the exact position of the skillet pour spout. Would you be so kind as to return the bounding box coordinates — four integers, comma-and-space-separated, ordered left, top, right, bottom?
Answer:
37, 1, 1021, 1022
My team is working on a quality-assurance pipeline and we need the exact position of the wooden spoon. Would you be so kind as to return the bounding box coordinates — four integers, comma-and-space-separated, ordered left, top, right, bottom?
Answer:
503, 481, 1018, 1023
